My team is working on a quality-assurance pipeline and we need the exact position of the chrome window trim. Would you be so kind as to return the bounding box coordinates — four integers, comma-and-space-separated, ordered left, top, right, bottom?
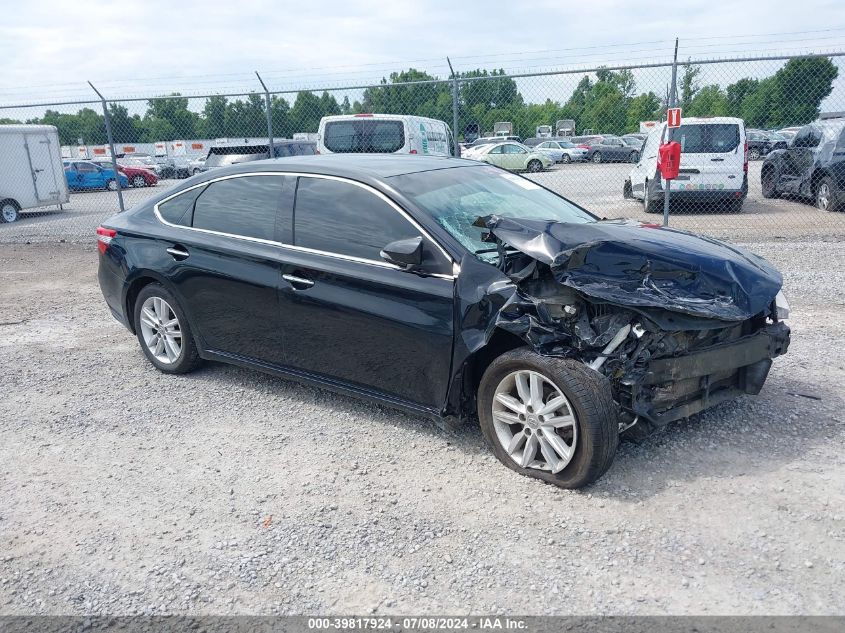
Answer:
152, 170, 458, 279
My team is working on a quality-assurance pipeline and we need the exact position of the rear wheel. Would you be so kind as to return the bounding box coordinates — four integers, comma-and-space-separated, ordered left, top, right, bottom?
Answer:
622, 178, 633, 199
132, 175, 146, 188
527, 159, 543, 173
133, 284, 201, 374
561, 153, 572, 164
592, 151, 603, 164
1, 200, 20, 223
106, 179, 118, 191
761, 167, 779, 199
478, 349, 619, 489
643, 179, 661, 213
749, 147, 761, 161
629, 150, 640, 163
726, 198, 745, 213
816, 176, 841, 211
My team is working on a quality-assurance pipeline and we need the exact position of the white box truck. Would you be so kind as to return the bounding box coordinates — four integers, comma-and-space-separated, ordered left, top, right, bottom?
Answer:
0, 125, 69, 223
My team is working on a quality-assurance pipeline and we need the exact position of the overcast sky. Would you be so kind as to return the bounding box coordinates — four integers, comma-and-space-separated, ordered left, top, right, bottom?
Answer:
1, 0, 843, 111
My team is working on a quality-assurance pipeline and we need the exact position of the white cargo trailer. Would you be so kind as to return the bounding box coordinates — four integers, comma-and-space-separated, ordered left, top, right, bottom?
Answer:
0, 125, 69, 223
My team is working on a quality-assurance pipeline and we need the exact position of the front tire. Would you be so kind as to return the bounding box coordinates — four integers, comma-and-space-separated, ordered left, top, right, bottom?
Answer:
132, 175, 146, 188
749, 147, 761, 161
561, 153, 572, 164
761, 167, 779, 199
816, 176, 841, 211
592, 151, 603, 164
478, 349, 619, 489
629, 150, 640, 163
1, 200, 20, 223
527, 159, 543, 173
106, 179, 118, 191
133, 284, 201, 374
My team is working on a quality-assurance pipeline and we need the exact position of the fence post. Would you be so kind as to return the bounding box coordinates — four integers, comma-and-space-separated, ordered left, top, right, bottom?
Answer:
255, 71, 275, 156
87, 81, 125, 214
663, 38, 679, 227
447, 57, 460, 156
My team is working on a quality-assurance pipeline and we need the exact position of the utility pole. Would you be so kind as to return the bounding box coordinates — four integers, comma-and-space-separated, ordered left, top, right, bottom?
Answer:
255, 71, 275, 157
88, 81, 125, 213
447, 57, 460, 157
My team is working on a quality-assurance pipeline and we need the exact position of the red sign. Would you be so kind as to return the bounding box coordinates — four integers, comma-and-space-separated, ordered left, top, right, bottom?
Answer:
658, 142, 682, 180
667, 107, 682, 128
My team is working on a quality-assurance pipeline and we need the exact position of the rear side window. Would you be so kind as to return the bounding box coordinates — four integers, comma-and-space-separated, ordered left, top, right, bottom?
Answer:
158, 185, 206, 226
676, 124, 740, 153
293, 177, 419, 260
191, 175, 285, 241
323, 120, 405, 153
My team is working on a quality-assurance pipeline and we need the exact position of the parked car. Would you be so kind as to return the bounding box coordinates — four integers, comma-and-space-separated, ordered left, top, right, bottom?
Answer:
747, 129, 788, 160
622, 133, 646, 144
533, 140, 588, 163
470, 135, 522, 147
63, 160, 129, 191
569, 135, 604, 146
580, 136, 641, 163
761, 118, 845, 211
475, 142, 553, 172
0, 124, 69, 223
202, 141, 317, 172
96, 154, 790, 489
318, 114, 455, 156
119, 155, 162, 176
187, 155, 207, 176
92, 159, 158, 188
625, 116, 748, 213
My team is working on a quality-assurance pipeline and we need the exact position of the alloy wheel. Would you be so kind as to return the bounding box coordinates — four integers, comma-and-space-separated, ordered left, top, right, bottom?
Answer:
817, 182, 831, 210
139, 296, 183, 364
491, 370, 578, 474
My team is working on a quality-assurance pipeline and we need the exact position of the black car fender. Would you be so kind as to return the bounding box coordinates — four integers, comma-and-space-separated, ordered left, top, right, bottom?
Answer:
121, 268, 201, 344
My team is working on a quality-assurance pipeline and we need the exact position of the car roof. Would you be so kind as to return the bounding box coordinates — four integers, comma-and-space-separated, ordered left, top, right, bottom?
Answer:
196, 154, 480, 179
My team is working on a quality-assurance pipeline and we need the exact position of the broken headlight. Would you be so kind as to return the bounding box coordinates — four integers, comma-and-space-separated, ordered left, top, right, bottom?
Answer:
775, 290, 790, 320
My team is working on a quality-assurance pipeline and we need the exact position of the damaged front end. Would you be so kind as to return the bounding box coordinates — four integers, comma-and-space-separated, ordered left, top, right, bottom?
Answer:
453, 216, 790, 436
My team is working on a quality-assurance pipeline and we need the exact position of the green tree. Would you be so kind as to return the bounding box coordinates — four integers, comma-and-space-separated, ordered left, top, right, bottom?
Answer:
766, 57, 839, 126
107, 104, 139, 142
289, 91, 324, 132
224, 94, 266, 137
686, 85, 729, 117
146, 94, 196, 139
202, 95, 228, 138
340, 95, 351, 115
626, 92, 661, 132
725, 78, 759, 116
679, 61, 701, 110
270, 96, 292, 139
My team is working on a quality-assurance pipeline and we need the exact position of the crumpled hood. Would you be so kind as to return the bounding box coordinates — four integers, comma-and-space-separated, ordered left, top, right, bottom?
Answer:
486, 217, 783, 322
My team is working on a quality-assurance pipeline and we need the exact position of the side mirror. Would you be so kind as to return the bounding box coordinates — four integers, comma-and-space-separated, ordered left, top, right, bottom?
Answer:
380, 236, 423, 270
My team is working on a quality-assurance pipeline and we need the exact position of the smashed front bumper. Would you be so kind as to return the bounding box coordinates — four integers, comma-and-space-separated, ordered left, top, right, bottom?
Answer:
618, 321, 790, 427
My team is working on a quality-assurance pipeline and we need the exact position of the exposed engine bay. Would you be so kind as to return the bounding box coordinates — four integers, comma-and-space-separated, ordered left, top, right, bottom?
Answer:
450, 216, 791, 436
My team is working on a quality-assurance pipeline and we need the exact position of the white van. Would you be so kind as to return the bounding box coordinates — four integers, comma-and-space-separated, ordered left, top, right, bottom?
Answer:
625, 117, 748, 213
0, 125, 70, 223
317, 114, 456, 157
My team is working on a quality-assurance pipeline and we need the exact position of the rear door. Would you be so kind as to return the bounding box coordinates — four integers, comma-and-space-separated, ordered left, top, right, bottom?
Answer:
159, 174, 293, 363
276, 175, 455, 408
77, 162, 103, 189
673, 123, 743, 193
779, 126, 814, 194
25, 132, 61, 202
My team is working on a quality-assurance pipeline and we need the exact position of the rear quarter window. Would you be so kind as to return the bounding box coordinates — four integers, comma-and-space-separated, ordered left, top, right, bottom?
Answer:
677, 124, 740, 153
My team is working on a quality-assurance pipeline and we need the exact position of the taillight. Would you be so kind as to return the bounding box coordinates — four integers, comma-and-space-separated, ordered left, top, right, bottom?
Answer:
743, 141, 748, 172
577, 144, 589, 149
409, 149, 418, 154
96, 227, 116, 254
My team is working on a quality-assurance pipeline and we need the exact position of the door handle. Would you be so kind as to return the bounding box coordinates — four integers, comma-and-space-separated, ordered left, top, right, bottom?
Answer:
710, 158, 725, 162
166, 246, 189, 259
282, 274, 315, 289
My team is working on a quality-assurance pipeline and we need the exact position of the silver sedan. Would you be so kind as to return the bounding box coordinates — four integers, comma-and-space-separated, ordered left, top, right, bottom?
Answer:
533, 140, 588, 164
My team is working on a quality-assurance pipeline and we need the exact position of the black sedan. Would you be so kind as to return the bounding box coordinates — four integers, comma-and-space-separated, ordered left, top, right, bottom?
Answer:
97, 155, 790, 488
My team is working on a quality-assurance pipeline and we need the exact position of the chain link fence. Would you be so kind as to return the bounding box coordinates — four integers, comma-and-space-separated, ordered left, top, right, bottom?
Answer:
1, 51, 843, 243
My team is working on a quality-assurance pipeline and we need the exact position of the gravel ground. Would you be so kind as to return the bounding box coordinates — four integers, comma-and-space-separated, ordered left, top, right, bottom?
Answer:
0, 241, 844, 616
3, 162, 845, 243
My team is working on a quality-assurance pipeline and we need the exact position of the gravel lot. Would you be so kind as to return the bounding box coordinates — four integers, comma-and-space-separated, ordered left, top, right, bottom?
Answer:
1, 240, 843, 616
2, 161, 845, 243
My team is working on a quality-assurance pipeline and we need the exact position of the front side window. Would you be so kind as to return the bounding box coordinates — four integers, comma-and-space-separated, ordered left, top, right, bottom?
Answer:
191, 175, 285, 240
293, 177, 420, 261
390, 165, 595, 260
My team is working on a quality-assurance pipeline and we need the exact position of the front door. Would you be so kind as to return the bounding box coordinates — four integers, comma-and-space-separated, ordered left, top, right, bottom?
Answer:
277, 175, 455, 409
